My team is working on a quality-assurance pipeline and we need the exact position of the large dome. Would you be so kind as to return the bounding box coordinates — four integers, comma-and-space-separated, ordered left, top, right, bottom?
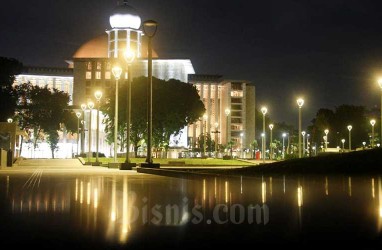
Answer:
73, 34, 159, 59
109, 1, 141, 29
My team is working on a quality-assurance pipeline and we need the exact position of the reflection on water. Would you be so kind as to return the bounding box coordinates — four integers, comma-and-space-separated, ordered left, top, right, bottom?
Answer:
0, 173, 382, 247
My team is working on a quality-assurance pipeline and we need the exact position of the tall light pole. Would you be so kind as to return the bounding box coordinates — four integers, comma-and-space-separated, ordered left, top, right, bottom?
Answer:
75, 112, 81, 157
297, 98, 304, 158
341, 139, 345, 151
307, 134, 310, 156
269, 124, 273, 160
378, 79, 382, 145
324, 129, 329, 151
261, 107, 268, 163
347, 125, 352, 151
301, 131, 306, 157
203, 114, 208, 158
94, 90, 102, 165
213, 122, 219, 158
80, 103, 87, 155
240, 132, 244, 158
370, 119, 376, 148
282, 133, 286, 159
225, 108, 231, 157
112, 66, 122, 165
141, 19, 159, 168
87, 101, 94, 164
122, 50, 136, 170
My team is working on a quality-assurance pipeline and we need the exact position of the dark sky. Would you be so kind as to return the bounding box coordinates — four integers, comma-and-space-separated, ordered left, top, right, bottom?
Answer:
1, 0, 382, 127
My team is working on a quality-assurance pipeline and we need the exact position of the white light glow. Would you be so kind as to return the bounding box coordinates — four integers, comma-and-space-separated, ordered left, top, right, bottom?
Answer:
110, 14, 141, 29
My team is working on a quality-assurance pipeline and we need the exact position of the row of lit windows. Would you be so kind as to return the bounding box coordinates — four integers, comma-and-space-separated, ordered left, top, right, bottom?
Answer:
86, 62, 112, 71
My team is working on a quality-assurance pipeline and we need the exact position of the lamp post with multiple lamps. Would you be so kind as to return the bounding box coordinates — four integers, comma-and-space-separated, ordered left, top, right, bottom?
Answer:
94, 90, 102, 166
324, 129, 329, 151
122, 50, 136, 170
141, 20, 159, 168
111, 66, 122, 166
269, 124, 273, 160
347, 125, 352, 151
302, 131, 306, 157
75, 112, 81, 156
261, 107, 268, 163
370, 119, 376, 148
297, 98, 304, 158
378, 79, 382, 145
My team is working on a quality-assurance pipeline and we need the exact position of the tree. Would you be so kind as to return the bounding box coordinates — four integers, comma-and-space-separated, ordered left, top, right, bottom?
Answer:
101, 76, 205, 157
0, 57, 23, 121
13, 82, 70, 158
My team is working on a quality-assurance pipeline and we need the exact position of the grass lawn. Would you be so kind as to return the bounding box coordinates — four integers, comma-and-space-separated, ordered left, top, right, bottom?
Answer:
86, 157, 253, 166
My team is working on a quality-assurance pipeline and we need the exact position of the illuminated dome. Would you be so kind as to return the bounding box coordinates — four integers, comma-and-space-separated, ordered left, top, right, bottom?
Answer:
73, 34, 159, 58
73, 34, 108, 58
109, 1, 141, 29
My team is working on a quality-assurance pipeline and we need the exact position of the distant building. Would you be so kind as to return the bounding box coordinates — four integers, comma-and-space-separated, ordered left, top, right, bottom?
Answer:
13, 1, 256, 158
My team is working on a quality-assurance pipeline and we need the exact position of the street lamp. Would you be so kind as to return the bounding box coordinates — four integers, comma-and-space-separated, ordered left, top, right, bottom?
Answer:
370, 119, 376, 148
269, 124, 273, 160
94, 90, 102, 165
378, 79, 382, 145
225, 108, 230, 146
240, 132, 244, 158
112, 66, 122, 165
213, 122, 219, 158
203, 114, 208, 158
7, 118, 13, 123
75, 112, 81, 156
347, 125, 352, 151
122, 50, 136, 170
87, 101, 95, 164
141, 19, 159, 168
297, 98, 304, 158
341, 139, 345, 151
261, 107, 268, 163
282, 133, 286, 159
324, 129, 329, 151
301, 131, 306, 157
362, 141, 366, 149
80, 103, 87, 155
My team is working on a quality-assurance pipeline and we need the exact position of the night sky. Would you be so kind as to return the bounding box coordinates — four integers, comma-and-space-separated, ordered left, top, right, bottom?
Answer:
1, 0, 382, 127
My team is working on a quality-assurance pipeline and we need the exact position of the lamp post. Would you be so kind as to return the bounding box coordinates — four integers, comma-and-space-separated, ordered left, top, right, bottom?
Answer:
282, 133, 286, 159
87, 101, 94, 164
213, 122, 219, 158
307, 134, 310, 156
122, 50, 136, 170
370, 119, 376, 148
261, 107, 268, 163
203, 114, 208, 158
324, 129, 329, 151
297, 98, 304, 158
301, 131, 306, 157
341, 139, 345, 151
75, 112, 81, 156
225, 108, 230, 155
269, 124, 273, 160
378, 79, 382, 145
141, 19, 159, 168
362, 141, 366, 149
112, 66, 122, 165
347, 125, 352, 151
240, 132, 244, 158
80, 104, 87, 155
94, 90, 102, 165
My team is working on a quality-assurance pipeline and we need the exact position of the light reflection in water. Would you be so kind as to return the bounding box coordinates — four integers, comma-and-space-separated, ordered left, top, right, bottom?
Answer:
379, 178, 382, 218
372, 178, 375, 199
225, 181, 228, 203
262, 181, 266, 204
348, 177, 352, 197
75, 178, 78, 201
87, 182, 91, 205
325, 176, 329, 196
80, 181, 83, 204
111, 177, 117, 222
120, 176, 129, 243
297, 186, 303, 207
94, 188, 98, 209
203, 179, 206, 201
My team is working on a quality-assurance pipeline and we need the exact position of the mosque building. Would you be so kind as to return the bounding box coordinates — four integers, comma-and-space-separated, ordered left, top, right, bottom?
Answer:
13, 0, 256, 158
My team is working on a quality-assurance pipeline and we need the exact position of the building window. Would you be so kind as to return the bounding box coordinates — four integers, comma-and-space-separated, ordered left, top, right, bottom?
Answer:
231, 91, 243, 97
106, 62, 111, 71
86, 71, 92, 79
105, 72, 111, 80
96, 72, 101, 80
96, 62, 102, 70
87, 62, 92, 70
